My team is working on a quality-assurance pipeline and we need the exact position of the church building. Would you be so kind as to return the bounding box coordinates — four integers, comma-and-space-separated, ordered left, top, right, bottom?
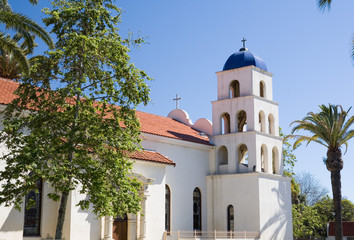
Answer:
0, 44, 293, 240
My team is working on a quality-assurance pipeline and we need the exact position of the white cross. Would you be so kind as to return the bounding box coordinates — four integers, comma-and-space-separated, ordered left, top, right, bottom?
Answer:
173, 94, 182, 109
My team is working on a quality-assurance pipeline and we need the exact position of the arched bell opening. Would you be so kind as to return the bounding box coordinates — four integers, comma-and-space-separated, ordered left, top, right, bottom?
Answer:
229, 80, 240, 98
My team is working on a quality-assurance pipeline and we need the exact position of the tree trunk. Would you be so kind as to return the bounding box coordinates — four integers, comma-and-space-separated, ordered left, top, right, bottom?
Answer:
331, 170, 343, 240
55, 191, 70, 239
327, 148, 343, 240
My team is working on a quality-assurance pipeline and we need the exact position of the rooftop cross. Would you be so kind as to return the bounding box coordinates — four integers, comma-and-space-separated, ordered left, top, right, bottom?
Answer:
173, 94, 182, 109
239, 37, 248, 52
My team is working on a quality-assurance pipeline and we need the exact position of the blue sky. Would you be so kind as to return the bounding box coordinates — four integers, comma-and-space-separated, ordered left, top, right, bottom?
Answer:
11, 0, 354, 202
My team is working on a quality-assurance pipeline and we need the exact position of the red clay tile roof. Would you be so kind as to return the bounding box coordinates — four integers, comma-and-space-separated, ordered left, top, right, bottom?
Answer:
328, 222, 354, 236
136, 111, 211, 145
0, 77, 19, 105
130, 150, 175, 166
0, 78, 211, 144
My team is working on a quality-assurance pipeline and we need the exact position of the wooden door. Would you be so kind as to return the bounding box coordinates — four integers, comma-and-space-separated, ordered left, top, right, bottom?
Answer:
113, 214, 128, 240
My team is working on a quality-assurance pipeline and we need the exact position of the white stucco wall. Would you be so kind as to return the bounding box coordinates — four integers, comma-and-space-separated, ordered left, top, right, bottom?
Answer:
258, 175, 293, 240
207, 173, 260, 232
133, 160, 167, 240
141, 133, 212, 234
206, 173, 292, 240
68, 189, 101, 240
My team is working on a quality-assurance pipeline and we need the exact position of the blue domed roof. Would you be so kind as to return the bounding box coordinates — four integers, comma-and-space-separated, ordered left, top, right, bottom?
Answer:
223, 49, 267, 71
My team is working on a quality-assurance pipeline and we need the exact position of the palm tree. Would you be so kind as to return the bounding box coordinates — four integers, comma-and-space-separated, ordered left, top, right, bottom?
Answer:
0, 34, 35, 79
289, 104, 354, 240
0, 0, 53, 76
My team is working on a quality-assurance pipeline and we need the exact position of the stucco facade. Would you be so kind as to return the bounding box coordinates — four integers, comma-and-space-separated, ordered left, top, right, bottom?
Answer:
0, 47, 293, 240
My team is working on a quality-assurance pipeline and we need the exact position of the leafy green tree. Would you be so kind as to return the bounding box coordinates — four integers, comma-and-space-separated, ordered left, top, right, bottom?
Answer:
289, 104, 354, 240
280, 128, 298, 175
313, 196, 354, 237
292, 203, 322, 239
0, 0, 53, 76
280, 128, 300, 204
0, 0, 150, 239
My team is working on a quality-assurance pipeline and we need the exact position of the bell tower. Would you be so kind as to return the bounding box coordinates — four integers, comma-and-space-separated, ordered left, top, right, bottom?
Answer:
206, 40, 293, 239
211, 41, 282, 175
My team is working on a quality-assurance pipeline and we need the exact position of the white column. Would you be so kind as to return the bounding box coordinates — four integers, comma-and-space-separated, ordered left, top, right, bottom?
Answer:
136, 212, 141, 239
138, 194, 148, 240
102, 216, 114, 240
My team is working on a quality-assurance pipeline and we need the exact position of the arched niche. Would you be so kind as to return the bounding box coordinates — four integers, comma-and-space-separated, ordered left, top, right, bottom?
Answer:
218, 146, 228, 165
268, 114, 275, 135
229, 80, 240, 98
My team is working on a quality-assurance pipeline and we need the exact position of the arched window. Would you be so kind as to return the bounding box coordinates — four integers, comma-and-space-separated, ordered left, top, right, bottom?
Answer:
230, 80, 240, 98
218, 146, 228, 165
193, 188, 202, 231
268, 114, 275, 135
272, 147, 279, 174
259, 111, 265, 132
165, 185, 171, 231
260, 81, 265, 98
261, 145, 268, 172
238, 144, 248, 165
227, 205, 234, 232
237, 110, 247, 132
23, 179, 42, 236
221, 113, 231, 134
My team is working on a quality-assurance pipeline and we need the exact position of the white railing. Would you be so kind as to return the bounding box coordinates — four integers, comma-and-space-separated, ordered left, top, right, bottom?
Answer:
163, 230, 260, 240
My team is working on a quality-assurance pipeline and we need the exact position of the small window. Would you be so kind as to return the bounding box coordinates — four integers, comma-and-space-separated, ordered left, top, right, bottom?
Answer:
237, 110, 247, 132
230, 80, 240, 98
193, 188, 202, 231
165, 185, 171, 231
227, 205, 234, 232
23, 179, 42, 236
221, 113, 231, 134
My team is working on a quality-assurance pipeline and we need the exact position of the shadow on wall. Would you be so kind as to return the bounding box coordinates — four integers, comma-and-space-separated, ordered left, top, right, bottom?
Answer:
260, 180, 292, 240
0, 204, 23, 234
76, 195, 100, 240
167, 131, 210, 145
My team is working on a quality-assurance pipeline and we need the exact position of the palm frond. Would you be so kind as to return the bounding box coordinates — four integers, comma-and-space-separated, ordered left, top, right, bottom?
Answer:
28, 0, 39, 5
0, 10, 53, 49
290, 104, 354, 153
341, 130, 354, 153
0, 32, 29, 76
291, 135, 327, 149
317, 0, 332, 11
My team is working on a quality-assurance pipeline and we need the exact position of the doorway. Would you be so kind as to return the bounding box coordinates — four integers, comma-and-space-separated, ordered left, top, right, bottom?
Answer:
113, 214, 128, 240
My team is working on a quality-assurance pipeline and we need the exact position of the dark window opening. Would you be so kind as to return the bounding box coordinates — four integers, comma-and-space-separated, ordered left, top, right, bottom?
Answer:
23, 179, 42, 236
